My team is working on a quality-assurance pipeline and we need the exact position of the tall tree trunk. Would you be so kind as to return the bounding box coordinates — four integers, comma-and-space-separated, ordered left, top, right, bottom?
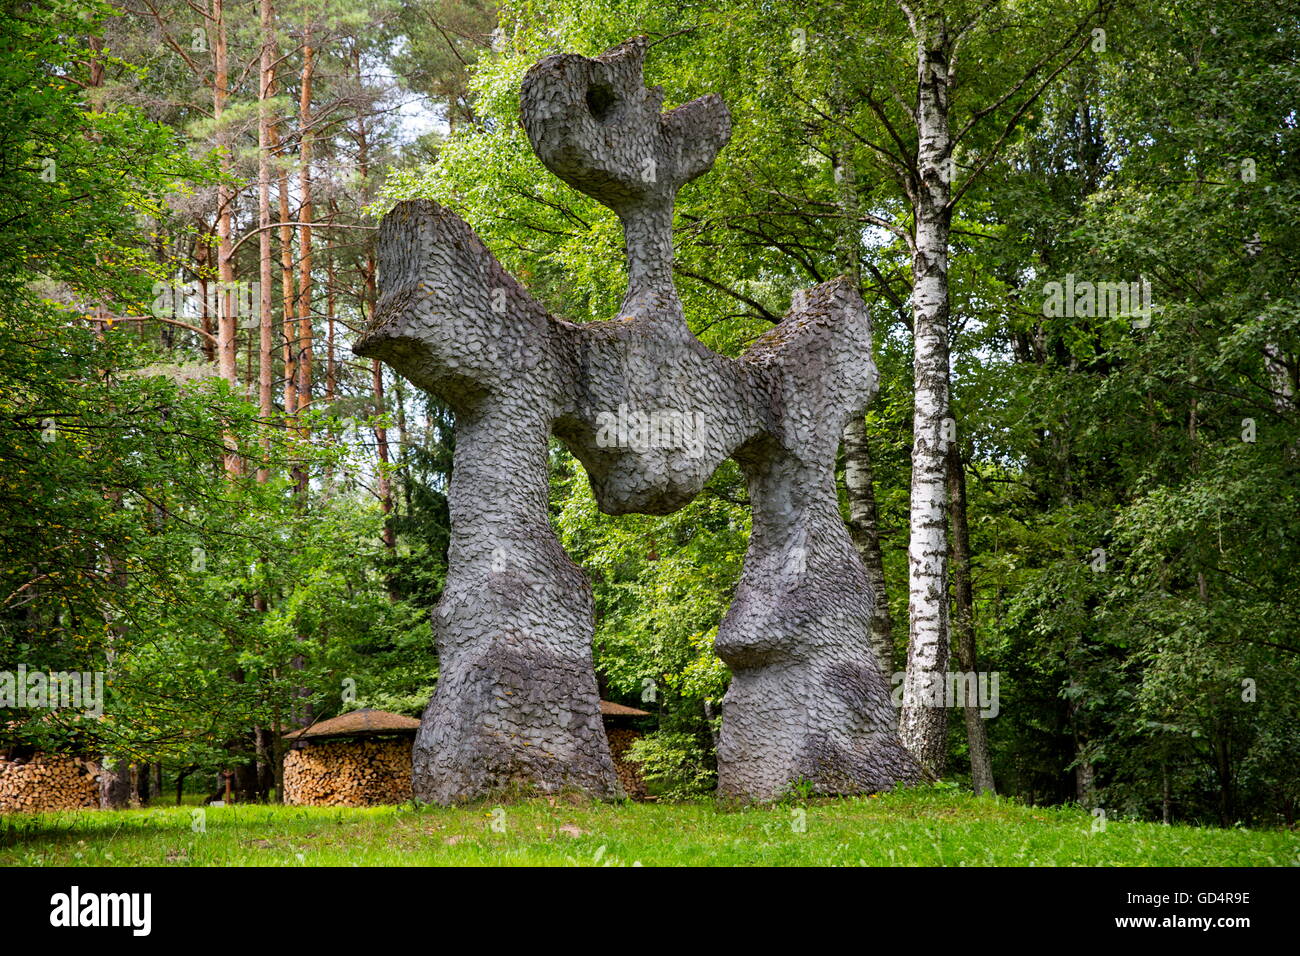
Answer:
270, 695, 286, 801
212, 0, 240, 474
287, 24, 316, 726
250, 0, 276, 665
831, 102, 895, 692
1068, 672, 1097, 807
325, 215, 336, 404
372, 359, 397, 558
83, 38, 133, 810
393, 376, 411, 517
899, 25, 954, 775
355, 71, 394, 566
947, 439, 995, 795
295, 30, 314, 442
844, 415, 895, 683
257, 0, 276, 474
274, 116, 296, 418
254, 725, 274, 798
99, 499, 132, 809
194, 235, 216, 363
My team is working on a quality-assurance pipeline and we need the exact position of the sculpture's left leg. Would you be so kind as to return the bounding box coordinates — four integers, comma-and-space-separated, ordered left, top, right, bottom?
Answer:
354, 200, 621, 803
411, 400, 622, 804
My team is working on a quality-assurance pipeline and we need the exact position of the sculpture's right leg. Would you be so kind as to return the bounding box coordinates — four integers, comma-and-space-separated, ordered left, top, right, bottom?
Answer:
411, 400, 622, 804
714, 448, 922, 802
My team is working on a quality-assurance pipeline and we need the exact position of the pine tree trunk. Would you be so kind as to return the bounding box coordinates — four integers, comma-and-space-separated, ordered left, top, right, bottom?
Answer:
372, 359, 397, 560
899, 28, 954, 776
212, 0, 234, 383
295, 31, 314, 444
195, 236, 216, 363
325, 215, 336, 404
355, 78, 394, 565
274, 115, 296, 418
287, 26, 316, 724
256, 0, 276, 473
212, 0, 239, 474
100, 526, 131, 810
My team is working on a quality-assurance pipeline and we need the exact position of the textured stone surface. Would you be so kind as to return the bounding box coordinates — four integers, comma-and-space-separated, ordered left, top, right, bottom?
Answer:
355, 35, 920, 804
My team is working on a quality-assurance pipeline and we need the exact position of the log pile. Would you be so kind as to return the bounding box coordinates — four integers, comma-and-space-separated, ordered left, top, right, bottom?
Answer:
283, 738, 413, 807
606, 728, 647, 800
0, 753, 99, 813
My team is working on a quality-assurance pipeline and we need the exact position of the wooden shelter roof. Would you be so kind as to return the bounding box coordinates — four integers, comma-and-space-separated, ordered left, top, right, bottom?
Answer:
283, 709, 420, 741
599, 700, 651, 717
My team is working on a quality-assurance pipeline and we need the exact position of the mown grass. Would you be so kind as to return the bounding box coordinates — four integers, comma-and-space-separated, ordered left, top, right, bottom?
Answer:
0, 786, 1295, 866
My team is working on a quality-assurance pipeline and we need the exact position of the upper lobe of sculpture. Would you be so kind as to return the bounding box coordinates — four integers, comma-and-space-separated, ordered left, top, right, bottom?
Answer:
521, 36, 731, 215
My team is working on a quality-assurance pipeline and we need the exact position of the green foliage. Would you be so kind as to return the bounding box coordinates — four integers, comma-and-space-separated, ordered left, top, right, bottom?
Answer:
0, 3, 436, 778
552, 449, 739, 725
625, 731, 717, 800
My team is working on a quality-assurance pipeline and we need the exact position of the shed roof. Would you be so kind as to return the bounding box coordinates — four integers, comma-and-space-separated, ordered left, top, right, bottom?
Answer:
283, 703, 649, 741
283, 709, 420, 741
600, 700, 651, 717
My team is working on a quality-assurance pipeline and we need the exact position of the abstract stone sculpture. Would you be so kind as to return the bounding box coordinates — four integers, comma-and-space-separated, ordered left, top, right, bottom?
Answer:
354, 36, 921, 803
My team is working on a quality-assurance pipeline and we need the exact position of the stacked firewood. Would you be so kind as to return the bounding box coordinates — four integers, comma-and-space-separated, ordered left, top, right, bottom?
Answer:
606, 728, 647, 800
283, 738, 414, 807
0, 754, 99, 813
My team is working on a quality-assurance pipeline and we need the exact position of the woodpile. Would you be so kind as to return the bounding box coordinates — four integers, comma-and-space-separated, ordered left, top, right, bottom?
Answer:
283, 738, 413, 807
279, 705, 653, 805
0, 753, 99, 813
606, 727, 647, 800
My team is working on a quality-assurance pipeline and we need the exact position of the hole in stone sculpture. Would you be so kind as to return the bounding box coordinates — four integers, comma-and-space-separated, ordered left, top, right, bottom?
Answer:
586, 82, 619, 123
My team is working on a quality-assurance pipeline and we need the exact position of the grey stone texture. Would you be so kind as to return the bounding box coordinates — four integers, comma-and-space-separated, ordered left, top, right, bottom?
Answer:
354, 36, 920, 804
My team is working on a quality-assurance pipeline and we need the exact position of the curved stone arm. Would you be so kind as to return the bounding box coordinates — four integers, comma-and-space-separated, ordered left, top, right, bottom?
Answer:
356, 201, 621, 803
353, 200, 566, 409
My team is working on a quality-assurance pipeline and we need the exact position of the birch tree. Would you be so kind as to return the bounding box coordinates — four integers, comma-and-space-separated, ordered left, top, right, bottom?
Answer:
881, 0, 1106, 773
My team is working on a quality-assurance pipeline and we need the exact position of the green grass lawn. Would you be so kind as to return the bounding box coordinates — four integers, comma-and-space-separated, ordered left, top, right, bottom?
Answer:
1, 786, 1295, 866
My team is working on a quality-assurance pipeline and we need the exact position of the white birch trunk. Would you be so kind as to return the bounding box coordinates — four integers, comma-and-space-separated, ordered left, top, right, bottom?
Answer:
899, 28, 954, 774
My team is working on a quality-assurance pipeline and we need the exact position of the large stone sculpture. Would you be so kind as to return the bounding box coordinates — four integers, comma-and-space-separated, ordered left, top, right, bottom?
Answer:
354, 36, 921, 803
